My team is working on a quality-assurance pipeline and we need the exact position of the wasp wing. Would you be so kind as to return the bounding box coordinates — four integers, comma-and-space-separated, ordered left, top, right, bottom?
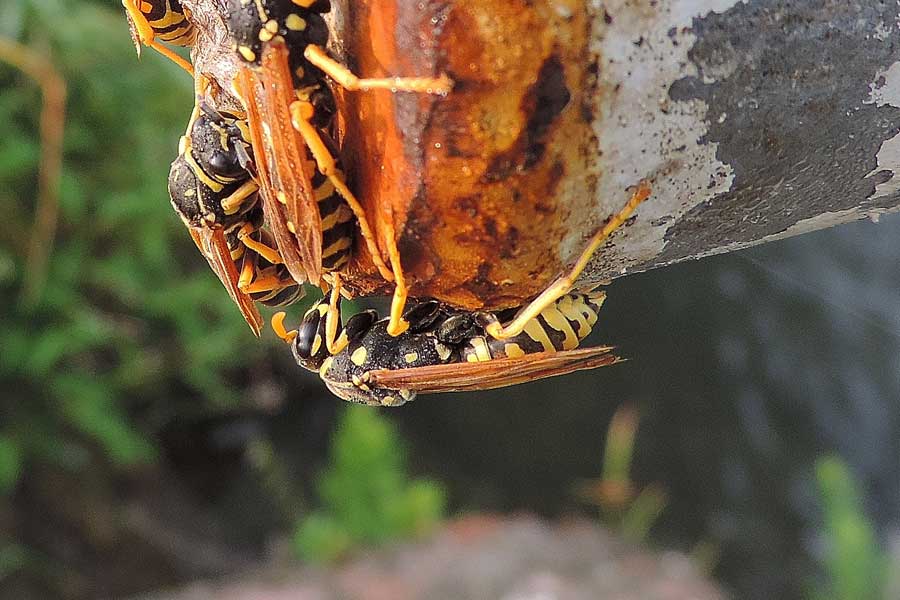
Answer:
236, 39, 324, 285
191, 227, 263, 336
367, 347, 622, 393
260, 40, 324, 283
236, 67, 313, 287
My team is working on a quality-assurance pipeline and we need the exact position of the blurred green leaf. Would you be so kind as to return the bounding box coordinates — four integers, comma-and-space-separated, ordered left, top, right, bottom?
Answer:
52, 375, 156, 466
293, 513, 353, 564
293, 407, 446, 561
814, 455, 886, 600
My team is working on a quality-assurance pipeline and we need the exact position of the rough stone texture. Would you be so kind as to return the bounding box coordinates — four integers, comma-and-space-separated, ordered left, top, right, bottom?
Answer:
181, 0, 900, 309
132, 516, 726, 600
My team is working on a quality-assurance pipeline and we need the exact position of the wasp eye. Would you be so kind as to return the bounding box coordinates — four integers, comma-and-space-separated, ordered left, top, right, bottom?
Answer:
295, 308, 324, 360
436, 314, 477, 345
208, 150, 244, 179
403, 300, 442, 333
344, 310, 377, 342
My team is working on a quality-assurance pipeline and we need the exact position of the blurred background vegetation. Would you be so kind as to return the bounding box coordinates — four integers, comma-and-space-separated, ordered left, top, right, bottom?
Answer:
2, 1, 900, 599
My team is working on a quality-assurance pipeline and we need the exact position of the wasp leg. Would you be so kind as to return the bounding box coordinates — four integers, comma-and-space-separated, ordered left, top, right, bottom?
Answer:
237, 249, 261, 291
121, 1, 194, 75
240, 235, 283, 266
271, 312, 297, 343
304, 45, 452, 95
323, 273, 346, 354
385, 250, 410, 336
241, 273, 292, 294
220, 180, 260, 215
483, 181, 652, 340
146, 39, 194, 75
289, 101, 392, 281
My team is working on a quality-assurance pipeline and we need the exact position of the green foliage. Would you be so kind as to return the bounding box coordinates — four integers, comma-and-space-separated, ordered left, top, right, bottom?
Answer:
578, 405, 667, 544
293, 407, 446, 563
813, 456, 886, 600
0, 0, 273, 491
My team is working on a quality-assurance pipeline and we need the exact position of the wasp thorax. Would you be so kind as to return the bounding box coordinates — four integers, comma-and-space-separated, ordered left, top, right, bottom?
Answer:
225, 0, 329, 66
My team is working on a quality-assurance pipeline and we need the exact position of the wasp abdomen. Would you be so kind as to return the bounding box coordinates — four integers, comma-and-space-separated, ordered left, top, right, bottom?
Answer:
462, 292, 605, 362
312, 169, 354, 272
141, 0, 196, 46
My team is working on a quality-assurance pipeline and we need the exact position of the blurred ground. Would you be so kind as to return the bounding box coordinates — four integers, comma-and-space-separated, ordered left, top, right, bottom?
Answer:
134, 515, 724, 600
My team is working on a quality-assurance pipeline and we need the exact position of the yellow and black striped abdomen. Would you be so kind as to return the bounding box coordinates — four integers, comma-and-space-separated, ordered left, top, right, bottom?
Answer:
142, 0, 195, 46
239, 229, 305, 307
312, 167, 354, 273
462, 292, 605, 362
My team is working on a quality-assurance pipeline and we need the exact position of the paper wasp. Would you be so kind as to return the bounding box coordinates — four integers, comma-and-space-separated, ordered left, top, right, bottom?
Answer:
266, 179, 651, 404
122, 0, 195, 75
272, 290, 620, 406
168, 102, 308, 334
225, 0, 452, 342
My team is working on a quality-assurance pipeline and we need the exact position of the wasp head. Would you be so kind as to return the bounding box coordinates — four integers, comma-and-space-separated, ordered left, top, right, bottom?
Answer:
168, 155, 204, 228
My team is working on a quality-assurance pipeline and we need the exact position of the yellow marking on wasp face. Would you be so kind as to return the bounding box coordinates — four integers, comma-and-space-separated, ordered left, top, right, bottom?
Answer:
311, 333, 322, 357
523, 319, 556, 352
468, 337, 492, 362
259, 28, 274, 42
234, 120, 251, 144
381, 395, 399, 406
285, 14, 307, 31
399, 388, 413, 401
504, 343, 526, 358
212, 122, 230, 151
265, 19, 279, 33
351, 346, 368, 366
238, 46, 257, 62
319, 356, 333, 376
541, 304, 578, 350
404, 352, 419, 364
466, 353, 479, 363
